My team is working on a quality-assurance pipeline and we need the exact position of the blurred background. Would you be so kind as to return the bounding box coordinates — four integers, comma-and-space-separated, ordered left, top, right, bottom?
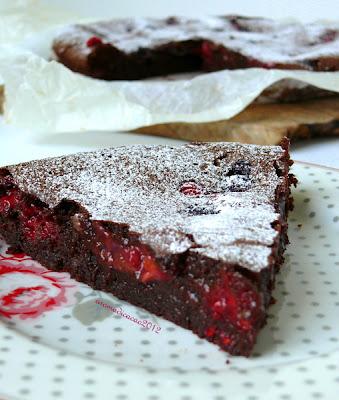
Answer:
1, 0, 339, 168
49, 0, 339, 21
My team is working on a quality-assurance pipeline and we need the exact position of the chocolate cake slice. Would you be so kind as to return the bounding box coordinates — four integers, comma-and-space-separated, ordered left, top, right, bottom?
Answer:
52, 15, 339, 81
0, 141, 295, 356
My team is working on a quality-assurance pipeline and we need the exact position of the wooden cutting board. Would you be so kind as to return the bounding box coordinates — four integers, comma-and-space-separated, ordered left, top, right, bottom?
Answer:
135, 96, 339, 145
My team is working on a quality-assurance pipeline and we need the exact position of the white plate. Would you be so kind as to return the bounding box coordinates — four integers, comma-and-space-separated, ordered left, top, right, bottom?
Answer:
0, 161, 338, 400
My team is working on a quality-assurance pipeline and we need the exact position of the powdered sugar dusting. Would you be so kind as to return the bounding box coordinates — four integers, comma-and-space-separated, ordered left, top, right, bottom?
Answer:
54, 15, 339, 66
6, 142, 287, 272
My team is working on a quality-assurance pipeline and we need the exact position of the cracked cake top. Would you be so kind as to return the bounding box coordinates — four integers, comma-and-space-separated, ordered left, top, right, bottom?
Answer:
4, 142, 289, 272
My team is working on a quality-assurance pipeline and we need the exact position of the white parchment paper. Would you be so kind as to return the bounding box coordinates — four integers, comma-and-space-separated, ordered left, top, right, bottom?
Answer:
1, 0, 339, 133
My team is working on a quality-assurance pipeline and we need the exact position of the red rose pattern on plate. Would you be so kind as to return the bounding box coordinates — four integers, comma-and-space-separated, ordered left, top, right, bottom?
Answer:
0, 241, 77, 320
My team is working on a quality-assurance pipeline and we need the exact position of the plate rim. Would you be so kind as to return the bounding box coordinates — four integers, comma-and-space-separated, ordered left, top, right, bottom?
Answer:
294, 159, 339, 172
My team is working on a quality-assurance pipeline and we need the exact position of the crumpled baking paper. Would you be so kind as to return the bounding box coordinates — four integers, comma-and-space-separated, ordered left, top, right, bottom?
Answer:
1, 0, 339, 133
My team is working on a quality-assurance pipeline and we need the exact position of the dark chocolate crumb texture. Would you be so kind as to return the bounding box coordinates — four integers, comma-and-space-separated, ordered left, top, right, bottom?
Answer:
0, 141, 295, 356
53, 15, 339, 80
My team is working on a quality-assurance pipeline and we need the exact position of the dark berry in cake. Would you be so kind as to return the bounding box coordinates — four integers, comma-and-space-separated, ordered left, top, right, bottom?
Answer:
0, 140, 295, 356
227, 160, 251, 176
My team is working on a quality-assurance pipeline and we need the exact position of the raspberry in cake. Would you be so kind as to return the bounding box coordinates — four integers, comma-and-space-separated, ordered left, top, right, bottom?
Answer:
53, 15, 339, 81
0, 140, 295, 356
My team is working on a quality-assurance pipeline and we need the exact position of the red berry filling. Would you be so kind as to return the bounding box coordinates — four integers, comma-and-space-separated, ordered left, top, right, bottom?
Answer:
201, 40, 215, 61
220, 334, 232, 346
205, 271, 262, 332
204, 326, 217, 338
22, 207, 59, 241
204, 325, 232, 347
86, 36, 103, 47
0, 189, 21, 215
0, 179, 168, 284
179, 181, 202, 196
92, 222, 170, 283
0, 188, 59, 242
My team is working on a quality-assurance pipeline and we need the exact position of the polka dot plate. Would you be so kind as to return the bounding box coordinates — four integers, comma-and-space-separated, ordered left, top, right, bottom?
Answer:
0, 161, 338, 400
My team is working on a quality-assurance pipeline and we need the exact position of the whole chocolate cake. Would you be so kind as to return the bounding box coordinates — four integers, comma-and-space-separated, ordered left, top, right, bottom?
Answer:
53, 15, 339, 80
